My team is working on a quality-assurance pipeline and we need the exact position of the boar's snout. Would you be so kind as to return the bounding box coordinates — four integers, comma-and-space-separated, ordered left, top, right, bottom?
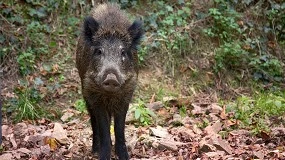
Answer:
102, 73, 121, 92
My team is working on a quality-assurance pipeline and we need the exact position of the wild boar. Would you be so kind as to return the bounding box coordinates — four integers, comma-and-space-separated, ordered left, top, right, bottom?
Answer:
76, 3, 143, 160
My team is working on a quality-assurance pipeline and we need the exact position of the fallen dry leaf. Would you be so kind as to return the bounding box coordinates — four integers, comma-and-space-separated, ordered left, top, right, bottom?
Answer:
211, 137, 233, 155
220, 105, 227, 119
44, 137, 58, 151
204, 120, 223, 135
17, 148, 32, 154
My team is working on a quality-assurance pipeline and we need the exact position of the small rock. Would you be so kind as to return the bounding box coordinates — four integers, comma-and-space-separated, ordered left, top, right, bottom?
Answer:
146, 101, 164, 111
211, 137, 233, 155
205, 120, 223, 135
253, 150, 264, 159
199, 144, 216, 153
149, 126, 170, 138
52, 123, 68, 144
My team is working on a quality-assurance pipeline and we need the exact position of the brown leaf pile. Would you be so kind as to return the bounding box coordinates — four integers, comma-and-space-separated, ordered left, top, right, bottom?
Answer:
1, 99, 285, 160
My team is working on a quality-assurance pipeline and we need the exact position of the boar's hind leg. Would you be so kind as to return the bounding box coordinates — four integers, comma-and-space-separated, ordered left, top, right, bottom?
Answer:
114, 108, 129, 160
95, 109, 111, 160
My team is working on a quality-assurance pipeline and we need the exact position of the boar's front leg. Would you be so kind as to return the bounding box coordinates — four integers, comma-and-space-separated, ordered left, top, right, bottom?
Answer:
114, 106, 129, 160
95, 108, 111, 160
88, 110, 99, 153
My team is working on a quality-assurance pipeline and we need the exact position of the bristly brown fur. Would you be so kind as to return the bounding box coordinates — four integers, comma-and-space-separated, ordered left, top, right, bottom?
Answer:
90, 3, 132, 43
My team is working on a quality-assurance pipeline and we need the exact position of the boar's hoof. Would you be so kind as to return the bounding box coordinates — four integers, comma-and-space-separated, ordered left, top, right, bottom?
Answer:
116, 144, 129, 160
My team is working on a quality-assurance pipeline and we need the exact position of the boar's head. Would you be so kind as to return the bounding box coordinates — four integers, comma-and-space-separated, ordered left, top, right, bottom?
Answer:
81, 5, 143, 94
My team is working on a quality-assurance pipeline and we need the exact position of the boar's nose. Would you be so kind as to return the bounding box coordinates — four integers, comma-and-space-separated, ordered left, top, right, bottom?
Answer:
102, 73, 120, 92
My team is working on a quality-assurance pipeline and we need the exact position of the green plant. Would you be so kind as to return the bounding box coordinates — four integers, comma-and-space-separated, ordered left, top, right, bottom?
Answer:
17, 47, 36, 75
214, 42, 249, 72
26, 21, 50, 54
226, 92, 285, 134
265, 1, 285, 41
204, 2, 241, 42
74, 99, 87, 113
141, 1, 193, 72
12, 84, 44, 122
206, 0, 284, 83
138, 45, 149, 65
179, 106, 187, 117
133, 99, 156, 126
250, 55, 283, 81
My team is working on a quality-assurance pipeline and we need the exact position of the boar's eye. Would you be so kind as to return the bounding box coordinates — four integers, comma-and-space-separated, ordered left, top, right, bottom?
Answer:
121, 49, 127, 57
94, 48, 103, 56
121, 49, 127, 62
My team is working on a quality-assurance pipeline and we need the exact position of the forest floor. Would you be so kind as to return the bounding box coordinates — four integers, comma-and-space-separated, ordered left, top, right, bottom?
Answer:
1, 1, 285, 159
1, 66, 285, 160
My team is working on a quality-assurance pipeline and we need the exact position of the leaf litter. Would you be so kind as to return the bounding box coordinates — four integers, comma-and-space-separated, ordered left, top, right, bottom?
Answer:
1, 97, 285, 160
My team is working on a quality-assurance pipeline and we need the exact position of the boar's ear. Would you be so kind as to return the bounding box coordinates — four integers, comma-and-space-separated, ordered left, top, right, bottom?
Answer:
83, 16, 99, 43
128, 20, 144, 47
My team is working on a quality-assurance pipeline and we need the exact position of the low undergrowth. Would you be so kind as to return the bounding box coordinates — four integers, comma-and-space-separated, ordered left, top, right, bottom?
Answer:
226, 91, 285, 134
0, 0, 284, 135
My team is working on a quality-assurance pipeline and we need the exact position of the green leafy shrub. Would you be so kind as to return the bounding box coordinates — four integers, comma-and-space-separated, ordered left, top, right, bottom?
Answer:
17, 47, 36, 75
132, 99, 156, 126
139, 1, 193, 70
214, 42, 249, 72
250, 55, 283, 81
264, 1, 285, 41
226, 92, 285, 133
206, 0, 284, 83
74, 99, 87, 113
204, 4, 241, 42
